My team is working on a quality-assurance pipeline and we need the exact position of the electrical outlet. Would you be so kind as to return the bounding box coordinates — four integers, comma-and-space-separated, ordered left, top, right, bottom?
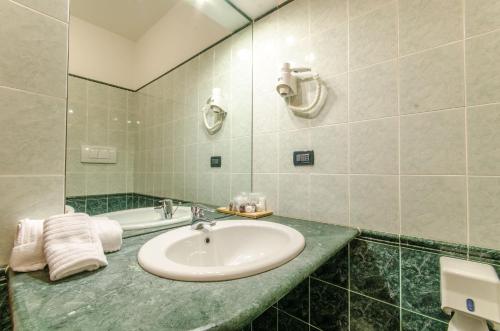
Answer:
293, 151, 314, 166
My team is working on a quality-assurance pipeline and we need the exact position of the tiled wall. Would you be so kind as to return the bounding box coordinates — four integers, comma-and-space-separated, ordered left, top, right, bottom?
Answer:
66, 76, 136, 197
246, 232, 500, 331
252, 0, 500, 252
0, 267, 9, 330
66, 193, 180, 216
133, 27, 253, 206
0, 0, 69, 265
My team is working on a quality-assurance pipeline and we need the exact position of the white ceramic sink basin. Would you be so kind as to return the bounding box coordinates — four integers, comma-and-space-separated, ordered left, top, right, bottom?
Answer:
138, 220, 305, 281
98, 207, 192, 230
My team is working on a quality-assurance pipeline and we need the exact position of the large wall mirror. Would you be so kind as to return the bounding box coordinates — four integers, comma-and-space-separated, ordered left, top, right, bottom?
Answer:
65, 0, 253, 228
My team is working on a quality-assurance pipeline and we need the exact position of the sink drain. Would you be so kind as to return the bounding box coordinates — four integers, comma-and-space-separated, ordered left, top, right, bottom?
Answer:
205, 237, 210, 244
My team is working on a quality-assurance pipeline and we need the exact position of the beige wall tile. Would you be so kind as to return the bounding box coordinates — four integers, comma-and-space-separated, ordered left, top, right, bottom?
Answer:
279, 129, 311, 173
173, 172, 185, 200
465, 0, 500, 37
0, 87, 66, 175
466, 30, 500, 106
278, 174, 310, 219
401, 176, 466, 244
468, 177, 500, 250
68, 76, 87, 104
0, 1, 67, 98
399, 0, 463, 55
350, 175, 399, 233
350, 117, 399, 174
349, 0, 393, 19
278, 0, 309, 40
0, 175, 64, 264
467, 103, 500, 175
310, 24, 348, 77
349, 3, 397, 69
310, 0, 347, 33
231, 137, 252, 173
13, 0, 68, 22
349, 60, 398, 121
401, 108, 466, 175
253, 133, 278, 174
310, 73, 348, 127
310, 174, 348, 225
400, 42, 465, 114
230, 173, 251, 198
310, 124, 348, 174
213, 173, 230, 207
197, 172, 213, 204
253, 174, 278, 212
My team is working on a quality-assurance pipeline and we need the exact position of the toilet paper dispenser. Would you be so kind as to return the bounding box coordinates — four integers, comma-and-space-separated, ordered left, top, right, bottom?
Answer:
440, 256, 500, 331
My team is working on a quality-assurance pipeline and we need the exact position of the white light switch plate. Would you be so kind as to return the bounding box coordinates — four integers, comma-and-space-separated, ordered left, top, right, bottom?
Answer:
81, 145, 117, 164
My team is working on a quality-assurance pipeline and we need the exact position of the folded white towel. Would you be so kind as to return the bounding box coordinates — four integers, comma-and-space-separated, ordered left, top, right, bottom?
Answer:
90, 217, 123, 253
9, 219, 46, 272
43, 213, 108, 281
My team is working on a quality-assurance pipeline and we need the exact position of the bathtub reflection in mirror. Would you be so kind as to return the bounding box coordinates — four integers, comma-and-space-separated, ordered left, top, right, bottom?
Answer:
65, 0, 253, 236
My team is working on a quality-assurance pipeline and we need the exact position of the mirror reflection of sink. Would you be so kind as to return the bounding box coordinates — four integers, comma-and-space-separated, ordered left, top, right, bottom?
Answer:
138, 220, 306, 281
98, 207, 192, 230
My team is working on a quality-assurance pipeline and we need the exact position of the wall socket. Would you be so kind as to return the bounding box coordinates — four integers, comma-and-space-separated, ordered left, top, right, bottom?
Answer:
293, 151, 314, 166
211, 156, 222, 168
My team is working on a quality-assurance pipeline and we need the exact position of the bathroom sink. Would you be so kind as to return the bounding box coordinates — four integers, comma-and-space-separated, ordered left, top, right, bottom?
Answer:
98, 207, 192, 230
137, 220, 305, 281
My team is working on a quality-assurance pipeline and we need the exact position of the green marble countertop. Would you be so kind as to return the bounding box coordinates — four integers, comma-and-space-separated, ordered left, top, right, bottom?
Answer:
9, 215, 358, 331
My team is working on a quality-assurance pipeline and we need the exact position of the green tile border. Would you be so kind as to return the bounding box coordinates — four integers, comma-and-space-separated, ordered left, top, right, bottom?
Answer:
0, 267, 11, 331
66, 193, 189, 216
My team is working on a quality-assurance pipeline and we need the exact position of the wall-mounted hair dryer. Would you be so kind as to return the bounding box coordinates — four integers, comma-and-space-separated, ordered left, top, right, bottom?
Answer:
202, 87, 227, 135
276, 62, 328, 118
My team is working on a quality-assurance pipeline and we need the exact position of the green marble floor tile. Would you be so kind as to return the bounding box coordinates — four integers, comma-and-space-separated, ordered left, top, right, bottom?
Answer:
401, 248, 452, 322
277, 278, 309, 322
108, 195, 127, 212
86, 198, 108, 216
253, 306, 277, 331
312, 246, 348, 288
401, 309, 448, 331
350, 239, 400, 305
278, 311, 309, 331
310, 278, 348, 331
350, 293, 400, 331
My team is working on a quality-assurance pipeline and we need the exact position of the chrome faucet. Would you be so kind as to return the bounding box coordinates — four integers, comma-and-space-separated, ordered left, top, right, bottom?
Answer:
155, 199, 175, 219
190, 204, 216, 230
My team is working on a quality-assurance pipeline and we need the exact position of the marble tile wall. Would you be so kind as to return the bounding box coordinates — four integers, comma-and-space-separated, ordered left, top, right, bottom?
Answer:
66, 76, 136, 197
65, 193, 171, 216
246, 233, 499, 331
252, 0, 500, 252
0, 267, 9, 330
0, 0, 69, 265
133, 27, 253, 207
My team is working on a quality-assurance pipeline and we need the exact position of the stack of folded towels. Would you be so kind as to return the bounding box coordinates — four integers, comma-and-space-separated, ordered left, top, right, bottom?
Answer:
9, 213, 123, 281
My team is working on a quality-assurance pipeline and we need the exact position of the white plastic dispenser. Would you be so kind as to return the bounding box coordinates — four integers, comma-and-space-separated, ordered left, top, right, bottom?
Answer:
440, 257, 500, 331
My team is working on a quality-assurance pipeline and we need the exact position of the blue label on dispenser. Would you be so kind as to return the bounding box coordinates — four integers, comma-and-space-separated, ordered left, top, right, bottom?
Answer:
466, 298, 475, 312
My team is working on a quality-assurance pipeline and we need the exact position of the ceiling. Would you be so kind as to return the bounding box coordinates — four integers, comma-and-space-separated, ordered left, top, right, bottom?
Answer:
70, 0, 180, 41
70, 0, 286, 41
230, 0, 286, 19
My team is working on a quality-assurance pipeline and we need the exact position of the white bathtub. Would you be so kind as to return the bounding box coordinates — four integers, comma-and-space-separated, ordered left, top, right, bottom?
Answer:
98, 206, 192, 230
